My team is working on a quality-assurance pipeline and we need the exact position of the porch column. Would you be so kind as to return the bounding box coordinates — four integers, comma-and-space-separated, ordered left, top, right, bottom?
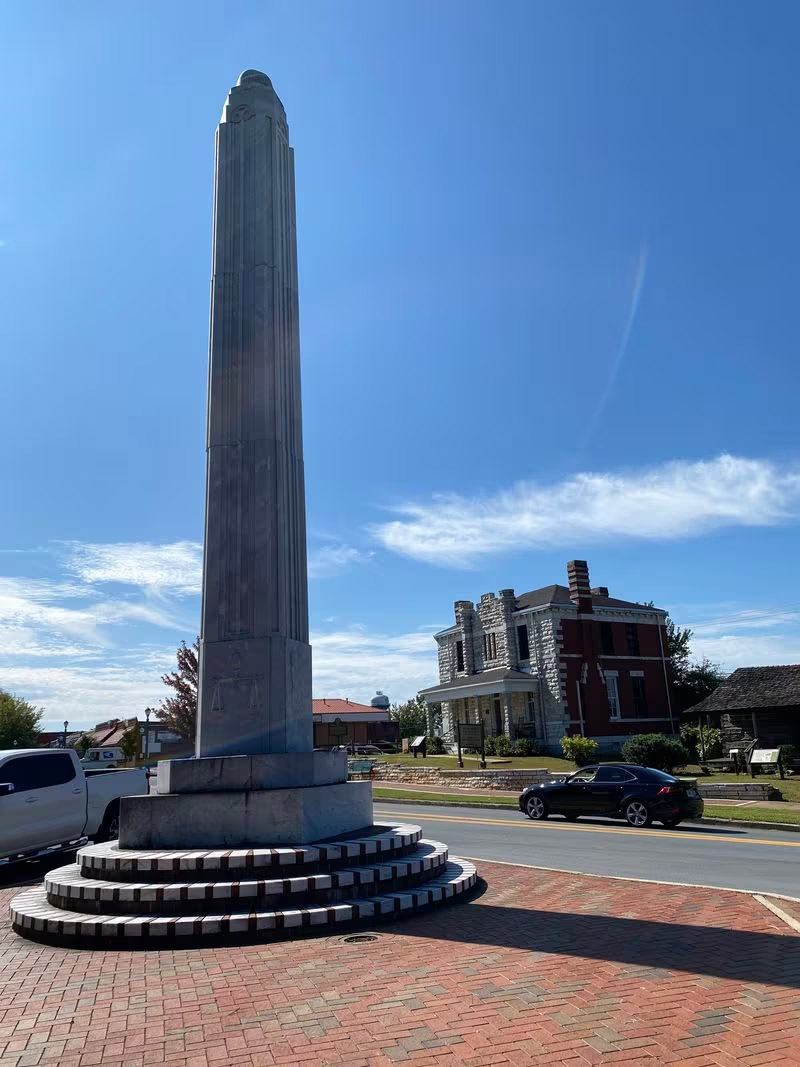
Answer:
503, 691, 515, 741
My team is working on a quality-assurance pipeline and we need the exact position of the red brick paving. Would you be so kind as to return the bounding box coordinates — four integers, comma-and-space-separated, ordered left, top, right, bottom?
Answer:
1, 862, 800, 1065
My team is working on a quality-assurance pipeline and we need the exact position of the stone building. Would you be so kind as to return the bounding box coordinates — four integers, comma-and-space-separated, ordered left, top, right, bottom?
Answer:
419, 560, 676, 753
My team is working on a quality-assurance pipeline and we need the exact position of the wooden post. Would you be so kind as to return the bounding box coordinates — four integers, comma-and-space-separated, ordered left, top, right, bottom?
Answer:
479, 721, 486, 770
456, 722, 464, 769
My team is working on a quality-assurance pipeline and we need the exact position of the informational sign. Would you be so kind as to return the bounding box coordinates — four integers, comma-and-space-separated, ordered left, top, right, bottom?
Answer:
410, 736, 427, 750
751, 748, 781, 764
328, 717, 348, 740
456, 723, 483, 749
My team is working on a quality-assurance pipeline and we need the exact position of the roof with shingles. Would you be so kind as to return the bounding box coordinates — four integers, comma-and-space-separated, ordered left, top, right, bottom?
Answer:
687, 665, 800, 714
514, 584, 663, 613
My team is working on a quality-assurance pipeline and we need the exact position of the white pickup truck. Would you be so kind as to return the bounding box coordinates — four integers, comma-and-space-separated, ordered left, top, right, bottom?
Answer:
0, 748, 148, 865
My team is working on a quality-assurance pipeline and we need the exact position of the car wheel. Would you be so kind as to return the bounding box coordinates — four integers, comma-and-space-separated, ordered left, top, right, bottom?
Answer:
525, 795, 548, 820
624, 800, 652, 828
97, 803, 120, 842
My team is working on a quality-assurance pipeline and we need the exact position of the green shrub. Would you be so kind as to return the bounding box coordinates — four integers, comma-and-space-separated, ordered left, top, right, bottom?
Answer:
483, 736, 496, 756
781, 744, 797, 766
679, 724, 722, 761
560, 735, 599, 766
494, 735, 512, 757
621, 733, 689, 773
426, 735, 445, 755
512, 737, 539, 756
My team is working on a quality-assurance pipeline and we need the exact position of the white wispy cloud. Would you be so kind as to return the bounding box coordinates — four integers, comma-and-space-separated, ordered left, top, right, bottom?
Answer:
63, 540, 203, 595
372, 454, 800, 567
311, 626, 438, 704
307, 544, 373, 579
1, 649, 177, 729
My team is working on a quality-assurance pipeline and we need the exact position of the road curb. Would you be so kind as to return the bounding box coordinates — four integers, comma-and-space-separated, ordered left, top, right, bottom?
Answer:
697, 816, 800, 833
373, 793, 800, 832
373, 795, 514, 811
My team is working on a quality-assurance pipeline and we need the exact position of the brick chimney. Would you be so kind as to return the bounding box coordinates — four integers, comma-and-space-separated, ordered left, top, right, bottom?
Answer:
567, 560, 593, 613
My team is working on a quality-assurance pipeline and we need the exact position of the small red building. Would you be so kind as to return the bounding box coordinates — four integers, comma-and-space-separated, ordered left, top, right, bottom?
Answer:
312, 695, 400, 748
420, 560, 675, 754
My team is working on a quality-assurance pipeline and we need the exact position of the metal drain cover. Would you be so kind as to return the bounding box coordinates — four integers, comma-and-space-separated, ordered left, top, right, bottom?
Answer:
342, 933, 379, 943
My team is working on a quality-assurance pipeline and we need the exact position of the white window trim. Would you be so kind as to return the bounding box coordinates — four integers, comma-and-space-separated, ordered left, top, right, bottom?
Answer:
604, 671, 621, 720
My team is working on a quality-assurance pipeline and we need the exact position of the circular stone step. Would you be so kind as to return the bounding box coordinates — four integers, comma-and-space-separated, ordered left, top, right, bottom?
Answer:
45, 841, 449, 914
78, 823, 422, 882
11, 859, 477, 945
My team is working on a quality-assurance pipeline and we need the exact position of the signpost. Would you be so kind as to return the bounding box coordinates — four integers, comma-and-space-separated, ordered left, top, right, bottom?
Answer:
410, 735, 427, 759
328, 717, 349, 750
750, 747, 784, 780
456, 721, 486, 769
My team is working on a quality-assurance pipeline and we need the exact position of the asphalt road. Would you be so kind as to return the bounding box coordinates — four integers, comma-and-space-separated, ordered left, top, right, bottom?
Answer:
374, 802, 800, 898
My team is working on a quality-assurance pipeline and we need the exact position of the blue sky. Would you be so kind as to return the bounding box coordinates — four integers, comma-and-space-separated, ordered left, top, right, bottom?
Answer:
2, 1, 800, 730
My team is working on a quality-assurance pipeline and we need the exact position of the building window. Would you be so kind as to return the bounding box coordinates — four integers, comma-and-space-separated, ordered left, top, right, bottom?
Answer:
631, 675, 647, 716
605, 672, 620, 719
455, 640, 464, 672
482, 632, 497, 660
626, 623, 640, 656
526, 696, 536, 722
517, 624, 530, 660
600, 622, 614, 656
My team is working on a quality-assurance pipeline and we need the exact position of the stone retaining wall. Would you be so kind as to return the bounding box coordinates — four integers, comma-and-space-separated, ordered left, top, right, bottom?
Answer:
370, 764, 783, 800
371, 764, 550, 791
695, 782, 780, 801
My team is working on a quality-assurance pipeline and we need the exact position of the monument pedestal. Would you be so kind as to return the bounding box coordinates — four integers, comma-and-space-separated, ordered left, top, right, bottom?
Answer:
119, 752, 372, 848
120, 781, 373, 848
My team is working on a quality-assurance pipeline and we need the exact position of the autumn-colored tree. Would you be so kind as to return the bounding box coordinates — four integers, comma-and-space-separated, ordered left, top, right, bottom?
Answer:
154, 638, 199, 743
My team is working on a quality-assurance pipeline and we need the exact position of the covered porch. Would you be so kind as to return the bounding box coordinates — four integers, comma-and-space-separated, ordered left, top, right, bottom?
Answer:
419, 667, 542, 743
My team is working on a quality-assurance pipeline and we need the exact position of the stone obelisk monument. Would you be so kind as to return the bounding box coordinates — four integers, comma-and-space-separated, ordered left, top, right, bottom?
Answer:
197, 68, 311, 759
9, 72, 477, 945
116, 70, 373, 846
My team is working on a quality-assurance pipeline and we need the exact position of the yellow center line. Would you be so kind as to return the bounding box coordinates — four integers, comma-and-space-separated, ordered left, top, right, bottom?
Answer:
373, 808, 800, 849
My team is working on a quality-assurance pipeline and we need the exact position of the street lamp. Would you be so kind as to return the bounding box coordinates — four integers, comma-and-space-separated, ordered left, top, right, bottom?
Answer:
62, 720, 69, 749
144, 707, 152, 763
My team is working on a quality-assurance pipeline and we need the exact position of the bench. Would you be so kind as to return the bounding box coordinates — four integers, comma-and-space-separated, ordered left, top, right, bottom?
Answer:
348, 759, 376, 779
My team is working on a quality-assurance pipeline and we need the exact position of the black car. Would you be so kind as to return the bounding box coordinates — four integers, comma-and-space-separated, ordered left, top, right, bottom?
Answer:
519, 764, 703, 828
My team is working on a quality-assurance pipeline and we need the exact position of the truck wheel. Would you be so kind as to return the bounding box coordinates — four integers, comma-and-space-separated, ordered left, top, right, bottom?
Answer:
97, 802, 120, 842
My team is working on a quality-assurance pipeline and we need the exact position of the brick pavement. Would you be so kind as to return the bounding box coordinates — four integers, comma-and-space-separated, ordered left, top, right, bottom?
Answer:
1, 861, 800, 1066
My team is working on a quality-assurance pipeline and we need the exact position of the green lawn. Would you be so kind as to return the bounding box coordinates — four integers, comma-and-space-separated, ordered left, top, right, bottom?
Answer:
702, 804, 800, 826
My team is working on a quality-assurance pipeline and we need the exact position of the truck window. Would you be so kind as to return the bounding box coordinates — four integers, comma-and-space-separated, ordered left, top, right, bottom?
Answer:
1, 754, 76, 792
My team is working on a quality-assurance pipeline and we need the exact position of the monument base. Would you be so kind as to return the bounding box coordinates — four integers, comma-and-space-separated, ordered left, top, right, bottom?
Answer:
156, 751, 347, 794
119, 780, 373, 849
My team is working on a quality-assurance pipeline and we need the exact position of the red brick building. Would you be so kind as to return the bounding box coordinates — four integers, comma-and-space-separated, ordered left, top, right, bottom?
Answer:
420, 560, 676, 754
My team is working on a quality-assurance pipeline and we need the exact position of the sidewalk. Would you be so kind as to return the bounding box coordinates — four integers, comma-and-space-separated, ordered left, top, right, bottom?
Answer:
2, 861, 800, 1065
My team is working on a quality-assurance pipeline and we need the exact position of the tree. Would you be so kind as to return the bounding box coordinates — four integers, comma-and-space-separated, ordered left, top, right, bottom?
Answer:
675, 657, 727, 714
642, 605, 726, 713
0, 690, 42, 749
73, 733, 94, 758
155, 638, 199, 742
119, 726, 140, 763
389, 695, 430, 739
